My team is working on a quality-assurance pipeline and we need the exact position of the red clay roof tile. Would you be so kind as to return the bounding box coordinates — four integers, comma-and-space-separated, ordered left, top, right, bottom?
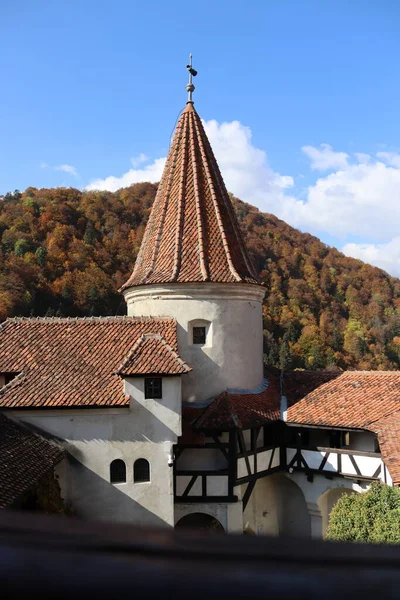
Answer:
284, 369, 400, 483
117, 333, 191, 376
121, 103, 260, 289
192, 374, 281, 431
0, 317, 185, 409
0, 414, 65, 508
285, 370, 400, 430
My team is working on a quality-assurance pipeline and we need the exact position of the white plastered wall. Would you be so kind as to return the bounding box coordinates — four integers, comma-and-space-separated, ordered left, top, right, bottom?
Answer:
240, 473, 312, 537
174, 501, 243, 532
286, 471, 369, 538
9, 376, 182, 527
124, 282, 265, 404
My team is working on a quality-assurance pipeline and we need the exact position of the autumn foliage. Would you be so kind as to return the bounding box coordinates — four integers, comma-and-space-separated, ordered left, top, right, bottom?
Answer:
1, 184, 400, 371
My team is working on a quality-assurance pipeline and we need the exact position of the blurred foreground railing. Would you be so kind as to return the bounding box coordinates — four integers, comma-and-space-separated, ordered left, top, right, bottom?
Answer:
1, 510, 400, 599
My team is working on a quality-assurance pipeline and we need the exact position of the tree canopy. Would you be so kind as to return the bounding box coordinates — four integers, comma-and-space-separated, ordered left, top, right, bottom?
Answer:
326, 483, 400, 544
1, 183, 400, 370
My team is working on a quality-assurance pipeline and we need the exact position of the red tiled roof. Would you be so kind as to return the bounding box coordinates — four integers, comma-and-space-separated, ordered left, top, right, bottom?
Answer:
116, 333, 191, 376
121, 103, 260, 289
0, 414, 64, 508
0, 317, 184, 409
285, 370, 400, 430
284, 369, 400, 483
193, 375, 281, 431
370, 411, 400, 485
180, 406, 206, 444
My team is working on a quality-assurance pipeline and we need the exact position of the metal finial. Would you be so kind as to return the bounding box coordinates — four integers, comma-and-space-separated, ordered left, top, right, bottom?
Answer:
186, 53, 197, 103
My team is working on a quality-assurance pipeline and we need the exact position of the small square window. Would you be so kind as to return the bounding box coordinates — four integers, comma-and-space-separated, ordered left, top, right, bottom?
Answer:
193, 326, 206, 345
145, 377, 162, 399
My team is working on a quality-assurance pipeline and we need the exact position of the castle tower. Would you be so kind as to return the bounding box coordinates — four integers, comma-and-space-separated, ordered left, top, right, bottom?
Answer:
121, 60, 265, 404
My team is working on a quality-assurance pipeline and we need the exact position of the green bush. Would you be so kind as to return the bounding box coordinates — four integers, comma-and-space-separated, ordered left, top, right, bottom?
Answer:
326, 482, 400, 544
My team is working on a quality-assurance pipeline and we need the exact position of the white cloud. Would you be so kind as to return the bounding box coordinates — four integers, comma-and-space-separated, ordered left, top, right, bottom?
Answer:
302, 143, 349, 171
343, 238, 400, 276
290, 155, 400, 240
86, 157, 166, 192
131, 153, 148, 167
41, 162, 78, 177
376, 152, 400, 169
83, 118, 400, 277
85, 119, 294, 201
54, 164, 78, 177
354, 153, 371, 164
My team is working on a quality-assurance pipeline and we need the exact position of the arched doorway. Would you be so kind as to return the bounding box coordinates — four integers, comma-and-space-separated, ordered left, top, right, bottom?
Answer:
277, 474, 311, 537
175, 512, 225, 532
318, 488, 355, 537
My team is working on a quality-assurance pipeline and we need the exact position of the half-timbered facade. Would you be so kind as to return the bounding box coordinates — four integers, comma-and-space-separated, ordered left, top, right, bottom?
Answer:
0, 63, 400, 537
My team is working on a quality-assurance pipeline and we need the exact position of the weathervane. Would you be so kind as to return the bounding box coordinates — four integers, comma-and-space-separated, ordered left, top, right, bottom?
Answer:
186, 54, 197, 103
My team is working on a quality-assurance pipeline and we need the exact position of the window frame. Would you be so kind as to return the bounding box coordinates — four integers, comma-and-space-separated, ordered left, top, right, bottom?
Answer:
144, 377, 162, 399
134, 458, 150, 483
188, 319, 211, 347
110, 459, 126, 484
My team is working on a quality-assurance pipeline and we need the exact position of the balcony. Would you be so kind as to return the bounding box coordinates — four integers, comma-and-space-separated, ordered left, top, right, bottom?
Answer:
285, 446, 391, 484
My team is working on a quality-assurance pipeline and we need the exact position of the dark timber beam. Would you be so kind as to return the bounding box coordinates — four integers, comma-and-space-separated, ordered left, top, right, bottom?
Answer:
242, 480, 256, 511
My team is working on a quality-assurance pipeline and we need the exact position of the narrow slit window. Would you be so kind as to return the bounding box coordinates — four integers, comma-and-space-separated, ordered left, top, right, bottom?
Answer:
193, 326, 206, 345
145, 377, 162, 399
134, 458, 150, 483
110, 459, 126, 484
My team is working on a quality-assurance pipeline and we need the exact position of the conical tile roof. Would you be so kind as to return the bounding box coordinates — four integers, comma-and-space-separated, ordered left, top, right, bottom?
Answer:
121, 103, 260, 290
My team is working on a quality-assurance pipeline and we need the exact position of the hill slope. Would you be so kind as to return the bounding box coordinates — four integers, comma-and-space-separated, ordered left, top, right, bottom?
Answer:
1, 184, 400, 371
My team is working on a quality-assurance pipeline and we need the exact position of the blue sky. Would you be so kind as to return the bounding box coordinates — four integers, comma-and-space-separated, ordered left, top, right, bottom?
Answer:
2, 1, 400, 275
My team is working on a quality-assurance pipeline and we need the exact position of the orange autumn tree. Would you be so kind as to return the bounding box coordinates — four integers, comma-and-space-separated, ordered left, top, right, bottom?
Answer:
1, 185, 400, 370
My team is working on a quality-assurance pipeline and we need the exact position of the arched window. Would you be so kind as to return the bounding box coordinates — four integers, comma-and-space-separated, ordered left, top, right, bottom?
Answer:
134, 458, 150, 483
110, 459, 126, 484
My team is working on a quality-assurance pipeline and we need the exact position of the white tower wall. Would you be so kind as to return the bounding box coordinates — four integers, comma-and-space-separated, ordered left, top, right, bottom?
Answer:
124, 282, 265, 404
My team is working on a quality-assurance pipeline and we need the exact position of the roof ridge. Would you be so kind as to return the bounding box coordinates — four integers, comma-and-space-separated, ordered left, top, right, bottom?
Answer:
120, 103, 261, 289
189, 111, 208, 281
116, 332, 191, 376
143, 114, 184, 282
191, 111, 242, 282
171, 109, 189, 281
4, 316, 176, 324
194, 110, 259, 281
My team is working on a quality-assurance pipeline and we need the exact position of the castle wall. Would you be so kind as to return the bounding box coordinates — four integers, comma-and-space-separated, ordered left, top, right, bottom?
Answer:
241, 473, 311, 537
174, 501, 243, 532
8, 376, 182, 527
124, 282, 265, 404
285, 471, 369, 538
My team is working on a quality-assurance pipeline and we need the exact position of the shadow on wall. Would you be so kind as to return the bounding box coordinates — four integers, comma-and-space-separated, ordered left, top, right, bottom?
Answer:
244, 473, 311, 538
177, 322, 223, 404
20, 408, 178, 445
64, 455, 169, 528
175, 513, 225, 532
277, 474, 311, 537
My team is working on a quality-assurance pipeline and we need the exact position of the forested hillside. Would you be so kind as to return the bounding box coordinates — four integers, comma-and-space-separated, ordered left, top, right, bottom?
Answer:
1, 184, 400, 371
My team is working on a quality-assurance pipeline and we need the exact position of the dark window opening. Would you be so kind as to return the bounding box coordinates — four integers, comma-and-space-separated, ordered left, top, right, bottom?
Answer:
284, 427, 309, 447
110, 459, 126, 484
134, 458, 150, 483
329, 430, 350, 449
3, 373, 17, 386
145, 377, 162, 399
264, 423, 283, 447
193, 326, 206, 345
